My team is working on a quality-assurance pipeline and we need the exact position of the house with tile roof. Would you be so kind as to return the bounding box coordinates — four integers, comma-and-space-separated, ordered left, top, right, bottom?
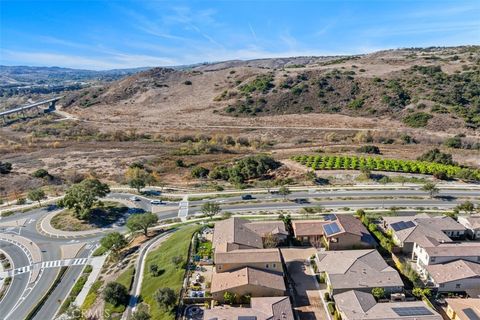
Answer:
210, 267, 286, 302
292, 220, 328, 247
334, 290, 442, 320
322, 214, 376, 250
316, 249, 404, 294
445, 298, 480, 320
412, 240, 480, 277
383, 215, 466, 254
204, 296, 294, 320
214, 248, 283, 273
458, 215, 480, 240
425, 260, 480, 292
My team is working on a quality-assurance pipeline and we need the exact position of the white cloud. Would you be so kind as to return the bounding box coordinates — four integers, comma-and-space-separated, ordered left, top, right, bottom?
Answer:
1, 50, 179, 70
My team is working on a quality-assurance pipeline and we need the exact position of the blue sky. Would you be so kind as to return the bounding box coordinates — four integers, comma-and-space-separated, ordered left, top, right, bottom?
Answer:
1, 0, 479, 70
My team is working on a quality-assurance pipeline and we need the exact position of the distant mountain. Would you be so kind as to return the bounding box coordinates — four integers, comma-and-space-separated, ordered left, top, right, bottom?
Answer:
0, 65, 151, 85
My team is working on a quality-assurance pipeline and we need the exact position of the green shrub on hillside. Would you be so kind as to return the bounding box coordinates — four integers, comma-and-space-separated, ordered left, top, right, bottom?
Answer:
403, 112, 432, 127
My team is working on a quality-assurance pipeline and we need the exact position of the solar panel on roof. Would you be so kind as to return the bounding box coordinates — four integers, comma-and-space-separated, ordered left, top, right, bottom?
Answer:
392, 307, 433, 317
324, 222, 341, 235
391, 221, 415, 232
405, 221, 415, 228
464, 308, 480, 320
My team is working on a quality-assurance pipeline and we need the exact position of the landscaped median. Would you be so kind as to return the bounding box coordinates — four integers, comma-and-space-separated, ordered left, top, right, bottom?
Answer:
59, 265, 93, 314
140, 225, 200, 320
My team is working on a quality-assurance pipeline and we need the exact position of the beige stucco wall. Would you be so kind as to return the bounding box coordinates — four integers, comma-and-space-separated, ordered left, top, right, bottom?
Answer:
212, 284, 285, 302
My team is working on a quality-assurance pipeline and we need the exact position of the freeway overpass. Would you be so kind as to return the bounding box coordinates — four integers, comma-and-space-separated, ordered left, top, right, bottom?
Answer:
0, 96, 62, 123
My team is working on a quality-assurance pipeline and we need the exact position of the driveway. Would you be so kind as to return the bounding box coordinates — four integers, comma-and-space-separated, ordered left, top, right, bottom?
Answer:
281, 248, 327, 320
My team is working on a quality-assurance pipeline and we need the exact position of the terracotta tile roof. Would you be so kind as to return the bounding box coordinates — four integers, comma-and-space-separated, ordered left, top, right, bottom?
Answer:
335, 290, 442, 320
213, 217, 264, 251
204, 296, 294, 320
424, 241, 480, 257
292, 220, 328, 237
459, 215, 480, 230
211, 267, 286, 293
246, 221, 288, 237
445, 298, 480, 320
317, 249, 404, 290
426, 260, 480, 284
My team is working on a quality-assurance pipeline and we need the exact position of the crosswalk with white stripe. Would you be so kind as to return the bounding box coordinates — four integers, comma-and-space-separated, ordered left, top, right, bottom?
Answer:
2, 258, 90, 277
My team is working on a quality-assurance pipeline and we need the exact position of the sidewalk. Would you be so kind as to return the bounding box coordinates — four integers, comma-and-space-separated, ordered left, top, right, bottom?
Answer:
73, 255, 107, 307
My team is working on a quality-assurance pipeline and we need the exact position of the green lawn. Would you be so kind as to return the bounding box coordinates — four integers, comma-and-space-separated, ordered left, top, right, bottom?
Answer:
140, 225, 200, 320
104, 266, 135, 318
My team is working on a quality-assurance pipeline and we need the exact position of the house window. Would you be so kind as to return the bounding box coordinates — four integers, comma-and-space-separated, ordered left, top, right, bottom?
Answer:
266, 264, 269, 269
218, 265, 222, 270
430, 257, 436, 263
456, 284, 461, 289
273, 263, 276, 268
439, 284, 445, 288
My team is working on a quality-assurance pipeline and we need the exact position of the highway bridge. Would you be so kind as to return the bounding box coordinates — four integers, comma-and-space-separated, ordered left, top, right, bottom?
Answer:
0, 96, 62, 123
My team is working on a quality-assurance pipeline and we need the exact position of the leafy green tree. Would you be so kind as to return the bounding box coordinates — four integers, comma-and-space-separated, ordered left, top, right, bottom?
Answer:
0, 161, 12, 174
154, 287, 176, 310
412, 287, 431, 298
371, 287, 385, 300
32, 169, 50, 179
456, 201, 476, 214
444, 136, 462, 149
100, 232, 127, 257
171, 256, 183, 269
357, 145, 381, 154
263, 233, 279, 248
417, 149, 454, 165
422, 288, 432, 297
278, 186, 291, 200
126, 166, 155, 191
223, 291, 237, 305
131, 303, 151, 320
201, 201, 221, 219
126, 213, 158, 236
57, 179, 110, 220
191, 166, 210, 179
149, 264, 161, 277
129, 178, 146, 193
421, 182, 439, 198
28, 188, 46, 206
103, 282, 128, 306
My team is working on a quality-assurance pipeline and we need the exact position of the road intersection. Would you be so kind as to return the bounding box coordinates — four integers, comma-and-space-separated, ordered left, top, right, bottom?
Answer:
0, 184, 478, 319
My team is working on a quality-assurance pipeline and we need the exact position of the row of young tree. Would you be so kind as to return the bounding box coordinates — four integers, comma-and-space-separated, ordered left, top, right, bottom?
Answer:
292, 154, 480, 181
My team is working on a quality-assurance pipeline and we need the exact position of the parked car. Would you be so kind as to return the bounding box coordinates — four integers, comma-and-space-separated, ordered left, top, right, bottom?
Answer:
241, 194, 254, 200
129, 196, 140, 201
150, 199, 163, 205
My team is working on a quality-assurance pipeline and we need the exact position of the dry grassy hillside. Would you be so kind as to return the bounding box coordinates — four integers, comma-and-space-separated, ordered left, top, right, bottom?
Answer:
1, 46, 479, 196
61, 46, 479, 134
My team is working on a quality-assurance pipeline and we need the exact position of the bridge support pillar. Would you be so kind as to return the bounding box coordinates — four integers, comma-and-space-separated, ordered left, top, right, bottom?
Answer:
48, 101, 57, 111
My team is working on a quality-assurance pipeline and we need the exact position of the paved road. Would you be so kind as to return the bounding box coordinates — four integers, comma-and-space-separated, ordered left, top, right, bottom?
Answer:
0, 185, 478, 319
0, 240, 30, 317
